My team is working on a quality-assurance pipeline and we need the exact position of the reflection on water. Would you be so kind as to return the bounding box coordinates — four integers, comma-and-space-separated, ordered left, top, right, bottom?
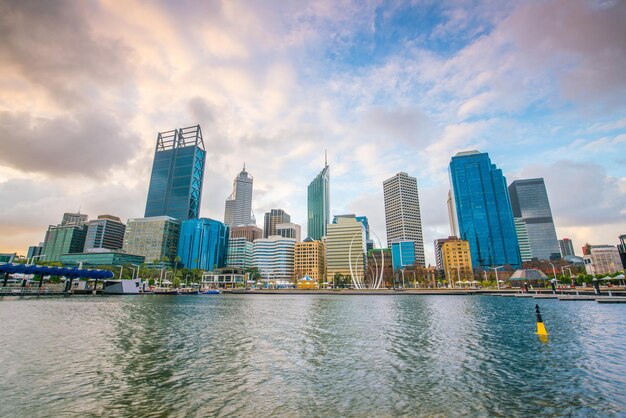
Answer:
1, 295, 625, 416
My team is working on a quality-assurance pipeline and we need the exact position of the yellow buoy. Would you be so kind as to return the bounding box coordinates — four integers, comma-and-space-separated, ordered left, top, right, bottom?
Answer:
535, 304, 548, 340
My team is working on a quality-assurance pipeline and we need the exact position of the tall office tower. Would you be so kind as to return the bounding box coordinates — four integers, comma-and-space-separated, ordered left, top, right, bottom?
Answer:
449, 151, 521, 269
559, 238, 576, 258
123, 216, 180, 265
230, 225, 263, 243
447, 190, 458, 236
224, 165, 255, 227
61, 212, 88, 226
145, 125, 206, 221
226, 237, 254, 269
253, 235, 296, 282
383, 172, 425, 266
276, 223, 302, 242
42, 224, 88, 262
294, 238, 326, 282
508, 178, 560, 260
177, 218, 228, 271
514, 218, 532, 262
307, 155, 330, 240
264, 209, 291, 238
326, 216, 366, 279
83, 215, 126, 252
618, 235, 626, 269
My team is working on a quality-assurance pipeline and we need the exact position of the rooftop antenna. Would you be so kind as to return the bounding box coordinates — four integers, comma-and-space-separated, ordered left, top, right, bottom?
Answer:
243, 162, 246, 172
325, 149, 328, 167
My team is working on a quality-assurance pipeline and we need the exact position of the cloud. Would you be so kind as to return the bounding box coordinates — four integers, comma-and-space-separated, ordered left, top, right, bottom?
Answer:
0, 110, 140, 177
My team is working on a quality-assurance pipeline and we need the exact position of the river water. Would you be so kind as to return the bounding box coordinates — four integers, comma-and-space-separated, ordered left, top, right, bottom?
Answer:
1, 294, 625, 417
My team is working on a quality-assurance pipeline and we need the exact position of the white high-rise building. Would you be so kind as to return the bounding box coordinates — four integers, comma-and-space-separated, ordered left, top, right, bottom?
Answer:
253, 235, 296, 282
224, 165, 255, 228
276, 222, 301, 242
383, 172, 425, 266
326, 216, 366, 280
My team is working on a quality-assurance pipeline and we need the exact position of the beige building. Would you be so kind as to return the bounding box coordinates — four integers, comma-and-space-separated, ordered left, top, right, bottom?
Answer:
122, 216, 180, 265
441, 238, 473, 283
584, 245, 622, 275
326, 216, 366, 280
230, 225, 263, 242
294, 238, 326, 282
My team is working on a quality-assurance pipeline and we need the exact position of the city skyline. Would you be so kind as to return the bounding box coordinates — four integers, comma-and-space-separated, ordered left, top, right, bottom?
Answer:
1, 1, 625, 264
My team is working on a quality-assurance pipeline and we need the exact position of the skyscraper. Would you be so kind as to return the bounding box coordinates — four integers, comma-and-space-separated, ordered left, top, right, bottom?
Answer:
559, 238, 576, 257
514, 218, 532, 262
42, 224, 88, 262
263, 209, 291, 238
177, 218, 228, 271
83, 215, 126, 252
449, 151, 521, 269
145, 125, 205, 221
326, 216, 366, 280
383, 172, 425, 266
224, 165, 255, 227
307, 155, 330, 240
508, 178, 560, 260
123, 216, 180, 265
61, 212, 88, 227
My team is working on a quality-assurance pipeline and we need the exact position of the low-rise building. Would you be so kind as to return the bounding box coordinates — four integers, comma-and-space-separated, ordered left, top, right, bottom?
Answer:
583, 245, 622, 275
60, 251, 145, 266
253, 235, 296, 282
42, 224, 88, 262
326, 215, 366, 280
177, 218, 228, 271
441, 237, 473, 283
226, 237, 254, 269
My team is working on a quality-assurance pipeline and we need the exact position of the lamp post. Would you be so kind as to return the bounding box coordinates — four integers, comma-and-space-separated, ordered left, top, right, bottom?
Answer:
411, 270, 417, 288
159, 267, 166, 287
489, 266, 504, 290
131, 264, 141, 280
77, 260, 88, 270
114, 265, 124, 280
400, 268, 405, 289
561, 264, 573, 287
128, 267, 136, 282
455, 266, 461, 287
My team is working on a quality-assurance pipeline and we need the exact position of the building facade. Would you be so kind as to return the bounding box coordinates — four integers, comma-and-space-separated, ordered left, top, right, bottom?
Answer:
434, 237, 456, 270
224, 165, 255, 227
307, 159, 330, 240
83, 215, 126, 252
367, 249, 394, 287
230, 225, 263, 243
276, 222, 302, 242
583, 245, 623, 275
61, 212, 88, 226
27, 245, 43, 260
226, 237, 254, 269
123, 216, 180, 265
263, 209, 291, 238
508, 178, 560, 260
145, 125, 206, 221
42, 225, 88, 262
383, 172, 426, 266
60, 251, 145, 267
326, 216, 366, 280
441, 238, 473, 283
177, 218, 229, 271
449, 151, 521, 269
559, 238, 576, 258
447, 190, 458, 237
514, 218, 532, 262
619, 235, 626, 269
391, 240, 416, 272
294, 238, 326, 282
253, 236, 296, 282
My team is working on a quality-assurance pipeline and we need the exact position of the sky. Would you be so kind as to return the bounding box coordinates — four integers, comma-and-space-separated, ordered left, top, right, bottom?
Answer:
0, 0, 625, 265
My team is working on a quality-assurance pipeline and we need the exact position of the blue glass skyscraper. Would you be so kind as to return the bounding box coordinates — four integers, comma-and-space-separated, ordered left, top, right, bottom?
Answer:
177, 218, 229, 271
145, 125, 206, 221
307, 154, 330, 240
449, 151, 521, 269
391, 240, 416, 272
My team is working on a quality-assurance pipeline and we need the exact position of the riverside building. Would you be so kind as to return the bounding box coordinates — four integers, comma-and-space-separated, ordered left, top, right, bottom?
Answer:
177, 218, 228, 271
383, 172, 426, 266
144, 125, 206, 221
583, 245, 623, 276
391, 240, 416, 272
326, 215, 366, 280
42, 224, 88, 262
123, 216, 180, 266
294, 238, 326, 282
509, 178, 560, 260
226, 237, 254, 269
441, 238, 473, 283
307, 155, 330, 240
449, 151, 521, 269
224, 165, 255, 228
253, 235, 296, 282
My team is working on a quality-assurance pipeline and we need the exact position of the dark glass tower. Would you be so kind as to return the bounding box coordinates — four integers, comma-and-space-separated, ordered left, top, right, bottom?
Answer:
509, 178, 560, 260
449, 151, 521, 269
307, 156, 330, 240
145, 125, 205, 221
